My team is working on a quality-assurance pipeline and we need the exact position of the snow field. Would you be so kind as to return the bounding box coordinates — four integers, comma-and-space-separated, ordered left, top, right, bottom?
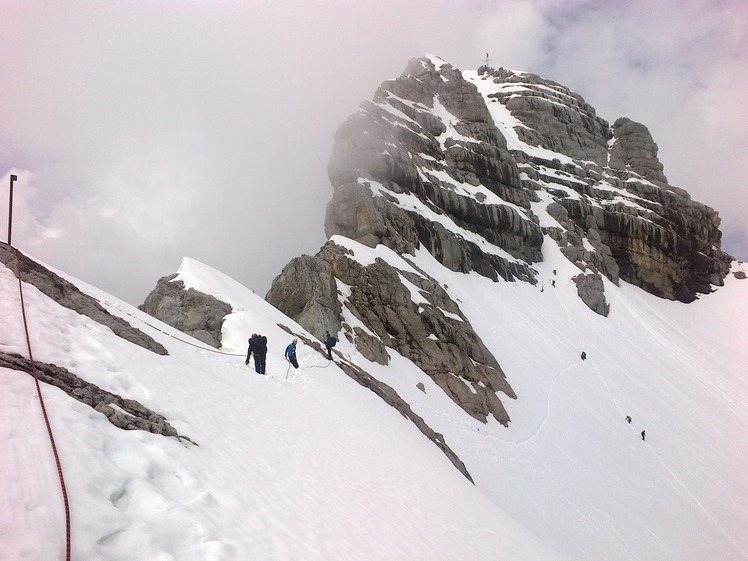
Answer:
1, 255, 569, 560
343, 240, 748, 561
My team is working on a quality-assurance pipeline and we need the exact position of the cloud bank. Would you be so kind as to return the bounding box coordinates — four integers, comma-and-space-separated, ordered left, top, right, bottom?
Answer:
1, 0, 745, 304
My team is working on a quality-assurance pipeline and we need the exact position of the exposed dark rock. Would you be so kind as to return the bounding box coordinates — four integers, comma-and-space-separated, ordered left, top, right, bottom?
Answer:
0, 351, 193, 443
139, 274, 232, 348
0, 243, 167, 356
271, 54, 736, 431
326, 56, 542, 285
323, 57, 732, 305
475, 67, 731, 302
558, 192, 730, 302
480, 67, 611, 165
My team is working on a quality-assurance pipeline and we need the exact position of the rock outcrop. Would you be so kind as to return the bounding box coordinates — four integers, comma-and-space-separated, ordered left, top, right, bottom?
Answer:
326, 58, 543, 285
322, 57, 731, 307
0, 352, 193, 443
268, 240, 515, 424
484, 67, 611, 165
264, 255, 342, 339
139, 274, 231, 348
1, 243, 167, 356
609, 117, 667, 183
474, 64, 731, 302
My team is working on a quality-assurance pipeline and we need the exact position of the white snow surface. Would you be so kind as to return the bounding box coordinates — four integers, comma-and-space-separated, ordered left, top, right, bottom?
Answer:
1, 244, 747, 561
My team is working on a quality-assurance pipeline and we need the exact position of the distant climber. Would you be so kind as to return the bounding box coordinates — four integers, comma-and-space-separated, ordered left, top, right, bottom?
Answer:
641, 430, 646, 441
246, 333, 268, 374
285, 339, 299, 369
626, 415, 632, 424
324, 331, 337, 360
581, 351, 587, 361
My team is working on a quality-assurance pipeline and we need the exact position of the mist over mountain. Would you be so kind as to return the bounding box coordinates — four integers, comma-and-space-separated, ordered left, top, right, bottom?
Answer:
2, 56, 746, 561
266, 55, 736, 428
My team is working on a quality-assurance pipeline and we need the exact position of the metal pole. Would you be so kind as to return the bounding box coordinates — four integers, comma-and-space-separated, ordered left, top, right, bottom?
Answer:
8, 174, 17, 246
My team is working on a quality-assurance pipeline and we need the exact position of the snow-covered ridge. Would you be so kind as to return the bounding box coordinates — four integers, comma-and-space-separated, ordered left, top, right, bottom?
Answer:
4, 239, 748, 560
3, 52, 746, 561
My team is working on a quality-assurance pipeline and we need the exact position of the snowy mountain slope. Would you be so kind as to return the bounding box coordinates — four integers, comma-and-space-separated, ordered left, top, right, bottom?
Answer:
1, 249, 569, 561
3, 51, 747, 561
355, 237, 748, 561
293, 53, 739, 468
2, 242, 746, 560
293, 230, 748, 561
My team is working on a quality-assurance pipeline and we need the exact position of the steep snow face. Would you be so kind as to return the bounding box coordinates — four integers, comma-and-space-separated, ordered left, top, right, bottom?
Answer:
306, 232, 748, 561
370, 240, 748, 561
0, 251, 566, 561
3, 248, 747, 561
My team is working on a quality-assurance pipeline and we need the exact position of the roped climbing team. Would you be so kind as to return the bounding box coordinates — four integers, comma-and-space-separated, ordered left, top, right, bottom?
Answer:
246, 334, 300, 372
246, 330, 339, 374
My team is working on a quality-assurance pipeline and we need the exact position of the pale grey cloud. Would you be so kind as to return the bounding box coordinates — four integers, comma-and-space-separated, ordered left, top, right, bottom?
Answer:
1, 0, 746, 305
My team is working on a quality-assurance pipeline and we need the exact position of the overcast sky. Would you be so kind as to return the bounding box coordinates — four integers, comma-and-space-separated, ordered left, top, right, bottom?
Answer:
2, 0, 746, 305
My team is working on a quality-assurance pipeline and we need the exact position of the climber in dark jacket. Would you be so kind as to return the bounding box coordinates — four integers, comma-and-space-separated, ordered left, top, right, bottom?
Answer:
324, 331, 337, 360
285, 339, 299, 369
246, 333, 268, 374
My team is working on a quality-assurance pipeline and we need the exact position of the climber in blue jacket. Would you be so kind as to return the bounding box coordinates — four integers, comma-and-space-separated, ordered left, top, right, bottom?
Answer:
285, 339, 299, 369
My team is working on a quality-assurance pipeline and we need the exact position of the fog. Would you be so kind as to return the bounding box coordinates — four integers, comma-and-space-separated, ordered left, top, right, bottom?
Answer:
1, 0, 746, 304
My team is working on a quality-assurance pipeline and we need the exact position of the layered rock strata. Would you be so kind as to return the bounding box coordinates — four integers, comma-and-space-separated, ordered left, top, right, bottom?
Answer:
268, 55, 733, 425
475, 65, 731, 302
267, 241, 515, 425
326, 58, 543, 285
321, 57, 731, 310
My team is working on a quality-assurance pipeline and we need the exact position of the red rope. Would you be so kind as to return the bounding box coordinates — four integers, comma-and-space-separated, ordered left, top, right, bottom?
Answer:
15, 248, 72, 561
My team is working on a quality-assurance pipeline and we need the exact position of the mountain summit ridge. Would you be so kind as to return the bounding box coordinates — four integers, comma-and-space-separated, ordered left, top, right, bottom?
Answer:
263, 55, 735, 424
5, 56, 742, 561
323, 55, 730, 303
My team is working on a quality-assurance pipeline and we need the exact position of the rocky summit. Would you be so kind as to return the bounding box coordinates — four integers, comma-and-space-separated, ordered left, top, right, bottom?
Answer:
265, 55, 732, 423
145, 55, 733, 427
321, 56, 731, 305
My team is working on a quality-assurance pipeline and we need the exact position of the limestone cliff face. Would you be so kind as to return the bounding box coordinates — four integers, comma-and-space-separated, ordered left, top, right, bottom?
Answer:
476, 66, 730, 302
323, 57, 730, 305
267, 55, 733, 424
326, 57, 543, 284
139, 56, 732, 428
